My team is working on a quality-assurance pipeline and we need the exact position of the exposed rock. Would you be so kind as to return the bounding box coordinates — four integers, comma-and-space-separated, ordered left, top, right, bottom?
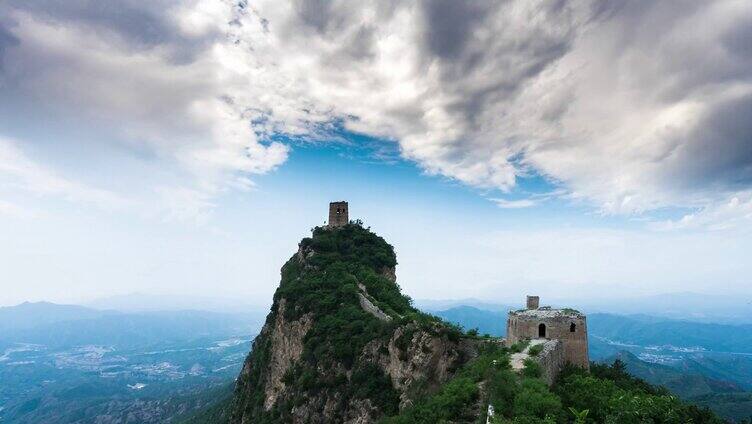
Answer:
358, 293, 392, 322
380, 266, 396, 283
361, 324, 478, 409
263, 299, 313, 410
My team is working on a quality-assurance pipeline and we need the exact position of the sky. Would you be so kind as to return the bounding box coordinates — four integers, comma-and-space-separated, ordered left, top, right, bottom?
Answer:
1, 0, 751, 307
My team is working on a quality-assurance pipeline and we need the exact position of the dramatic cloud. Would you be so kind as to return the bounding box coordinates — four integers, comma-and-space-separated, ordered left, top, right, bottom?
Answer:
1, 0, 751, 222
0, 0, 290, 217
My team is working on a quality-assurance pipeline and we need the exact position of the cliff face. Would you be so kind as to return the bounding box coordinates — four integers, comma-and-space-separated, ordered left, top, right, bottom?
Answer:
229, 225, 476, 424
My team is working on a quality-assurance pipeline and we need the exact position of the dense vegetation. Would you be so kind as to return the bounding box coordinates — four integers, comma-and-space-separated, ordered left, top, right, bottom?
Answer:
382, 350, 724, 423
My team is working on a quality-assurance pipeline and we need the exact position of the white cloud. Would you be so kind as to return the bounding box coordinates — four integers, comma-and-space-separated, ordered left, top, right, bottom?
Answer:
0, 137, 125, 209
490, 198, 537, 209
655, 192, 752, 231
244, 0, 752, 217
1, 0, 751, 224
0, 2, 291, 217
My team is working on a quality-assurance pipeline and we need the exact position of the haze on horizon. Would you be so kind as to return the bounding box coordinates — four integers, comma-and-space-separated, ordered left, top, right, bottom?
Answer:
1, 0, 751, 308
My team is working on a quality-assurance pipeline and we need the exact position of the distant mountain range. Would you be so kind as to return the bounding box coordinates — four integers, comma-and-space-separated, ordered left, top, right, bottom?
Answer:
0, 302, 257, 423
85, 292, 270, 315
0, 301, 261, 349
611, 351, 752, 422
419, 291, 752, 324
0, 301, 109, 333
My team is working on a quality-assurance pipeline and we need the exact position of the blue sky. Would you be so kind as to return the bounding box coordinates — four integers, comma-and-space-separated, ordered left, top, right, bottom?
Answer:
1, 0, 752, 306
2, 134, 750, 307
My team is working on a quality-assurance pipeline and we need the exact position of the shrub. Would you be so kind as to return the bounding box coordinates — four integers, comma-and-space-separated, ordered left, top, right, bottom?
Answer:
521, 359, 541, 378
509, 340, 530, 353
511, 379, 563, 420
527, 344, 543, 356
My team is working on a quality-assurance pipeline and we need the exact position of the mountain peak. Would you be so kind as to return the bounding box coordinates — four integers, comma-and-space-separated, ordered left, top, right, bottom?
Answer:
229, 224, 479, 423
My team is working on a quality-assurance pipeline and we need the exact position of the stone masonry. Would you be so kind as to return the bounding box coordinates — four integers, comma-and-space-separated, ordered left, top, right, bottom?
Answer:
328, 201, 349, 228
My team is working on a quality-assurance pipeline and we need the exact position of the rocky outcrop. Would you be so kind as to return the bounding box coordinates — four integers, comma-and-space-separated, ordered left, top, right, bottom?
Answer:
361, 324, 477, 409
262, 299, 313, 410
380, 266, 396, 283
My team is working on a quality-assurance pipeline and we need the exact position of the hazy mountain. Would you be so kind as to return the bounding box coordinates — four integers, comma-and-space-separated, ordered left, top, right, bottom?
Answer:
87, 292, 269, 316
422, 291, 752, 324
414, 298, 515, 313
430, 305, 508, 337
588, 313, 752, 354
558, 292, 752, 324
0, 302, 110, 332
3, 311, 254, 350
0, 302, 259, 349
609, 351, 742, 398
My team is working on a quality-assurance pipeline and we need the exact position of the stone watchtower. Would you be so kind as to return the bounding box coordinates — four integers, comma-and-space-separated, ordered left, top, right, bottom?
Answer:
328, 201, 349, 228
506, 296, 589, 369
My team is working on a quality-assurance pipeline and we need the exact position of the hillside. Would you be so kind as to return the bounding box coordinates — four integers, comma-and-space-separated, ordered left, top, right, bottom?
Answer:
197, 224, 728, 424
609, 351, 742, 398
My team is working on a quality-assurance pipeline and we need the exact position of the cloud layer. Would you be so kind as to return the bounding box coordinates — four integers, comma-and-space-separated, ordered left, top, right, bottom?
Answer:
1, 0, 751, 221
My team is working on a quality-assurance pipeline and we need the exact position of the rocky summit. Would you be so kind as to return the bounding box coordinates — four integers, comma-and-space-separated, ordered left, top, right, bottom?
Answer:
228, 224, 480, 423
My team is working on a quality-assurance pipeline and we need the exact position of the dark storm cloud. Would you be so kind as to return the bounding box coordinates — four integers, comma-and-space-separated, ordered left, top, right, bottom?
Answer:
672, 94, 752, 190
1, 0, 220, 64
0, 22, 20, 72
421, 0, 489, 60
5, 0, 177, 45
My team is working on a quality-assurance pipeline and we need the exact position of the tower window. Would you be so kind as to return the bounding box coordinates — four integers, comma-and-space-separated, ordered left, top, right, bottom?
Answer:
538, 323, 546, 338
570, 322, 576, 333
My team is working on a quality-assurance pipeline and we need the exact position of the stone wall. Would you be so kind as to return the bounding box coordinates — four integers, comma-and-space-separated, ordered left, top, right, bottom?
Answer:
535, 339, 565, 385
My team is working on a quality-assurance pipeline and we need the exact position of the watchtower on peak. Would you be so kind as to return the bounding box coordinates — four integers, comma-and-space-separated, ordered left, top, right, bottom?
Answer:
328, 201, 349, 228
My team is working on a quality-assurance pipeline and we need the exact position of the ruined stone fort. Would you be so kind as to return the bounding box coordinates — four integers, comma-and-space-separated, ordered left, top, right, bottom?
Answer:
506, 295, 589, 384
